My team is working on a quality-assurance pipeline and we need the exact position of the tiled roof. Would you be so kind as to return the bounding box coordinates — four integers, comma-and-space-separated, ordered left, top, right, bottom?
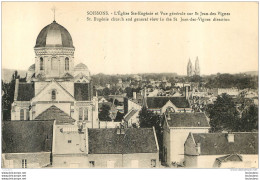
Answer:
35, 105, 75, 125
192, 133, 258, 155
74, 83, 91, 101
124, 109, 139, 122
2, 120, 54, 153
167, 113, 210, 127
88, 128, 158, 154
17, 83, 34, 101
146, 97, 190, 109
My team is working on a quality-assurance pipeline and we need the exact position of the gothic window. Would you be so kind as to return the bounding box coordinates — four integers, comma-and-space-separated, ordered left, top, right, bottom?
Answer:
51, 90, 56, 100
79, 108, 83, 121
20, 109, 24, 120
65, 57, 69, 71
40, 57, 44, 70
51, 57, 58, 70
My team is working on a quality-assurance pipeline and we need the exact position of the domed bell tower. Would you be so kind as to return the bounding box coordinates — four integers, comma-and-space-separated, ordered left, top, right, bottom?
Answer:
34, 21, 75, 81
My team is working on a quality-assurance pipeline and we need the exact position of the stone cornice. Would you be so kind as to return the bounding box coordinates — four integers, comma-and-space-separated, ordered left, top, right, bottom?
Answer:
34, 47, 75, 56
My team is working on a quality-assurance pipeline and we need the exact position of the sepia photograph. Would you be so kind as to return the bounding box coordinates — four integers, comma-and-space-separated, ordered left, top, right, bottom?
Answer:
1, 1, 258, 176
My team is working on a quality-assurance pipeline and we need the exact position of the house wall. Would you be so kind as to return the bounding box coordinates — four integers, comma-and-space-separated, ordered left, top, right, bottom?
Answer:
169, 128, 209, 164
163, 122, 171, 165
11, 101, 30, 120
184, 155, 258, 168
88, 153, 159, 168
52, 154, 88, 168
2, 152, 51, 168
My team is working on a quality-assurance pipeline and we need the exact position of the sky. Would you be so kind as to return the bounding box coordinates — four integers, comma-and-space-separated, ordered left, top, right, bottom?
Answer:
2, 2, 258, 75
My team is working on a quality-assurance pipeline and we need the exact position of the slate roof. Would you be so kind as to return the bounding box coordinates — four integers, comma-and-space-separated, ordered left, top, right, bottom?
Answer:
192, 133, 258, 155
34, 105, 75, 125
74, 83, 91, 101
124, 109, 139, 122
88, 128, 158, 154
2, 120, 54, 153
146, 97, 190, 109
167, 113, 210, 127
17, 83, 35, 101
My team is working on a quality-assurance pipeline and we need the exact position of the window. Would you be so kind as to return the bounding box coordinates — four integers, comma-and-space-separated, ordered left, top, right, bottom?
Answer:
22, 159, 27, 168
51, 57, 58, 70
79, 108, 83, 121
40, 57, 44, 70
20, 109, 24, 120
151, 159, 156, 168
51, 90, 56, 100
89, 161, 95, 168
26, 109, 29, 120
65, 57, 69, 71
68, 140, 72, 143
84, 108, 88, 121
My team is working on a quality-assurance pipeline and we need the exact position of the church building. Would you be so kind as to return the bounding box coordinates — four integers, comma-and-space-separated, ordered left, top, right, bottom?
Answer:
11, 20, 99, 128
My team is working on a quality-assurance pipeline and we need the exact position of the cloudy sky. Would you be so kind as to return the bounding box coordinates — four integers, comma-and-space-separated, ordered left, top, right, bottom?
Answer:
2, 2, 258, 75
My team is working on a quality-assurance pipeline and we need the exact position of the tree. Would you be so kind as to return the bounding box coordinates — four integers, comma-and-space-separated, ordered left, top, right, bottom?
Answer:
102, 87, 110, 96
98, 104, 111, 121
237, 104, 258, 132
139, 107, 163, 159
207, 93, 239, 132
2, 71, 20, 121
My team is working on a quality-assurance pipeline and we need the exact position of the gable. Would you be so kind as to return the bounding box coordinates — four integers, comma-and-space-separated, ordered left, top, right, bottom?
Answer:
32, 80, 75, 102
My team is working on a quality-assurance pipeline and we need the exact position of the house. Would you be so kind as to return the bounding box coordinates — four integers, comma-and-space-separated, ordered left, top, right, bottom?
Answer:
2, 120, 54, 168
52, 127, 159, 168
88, 128, 159, 168
163, 112, 210, 166
11, 20, 99, 128
184, 132, 258, 168
144, 96, 192, 114
123, 109, 139, 127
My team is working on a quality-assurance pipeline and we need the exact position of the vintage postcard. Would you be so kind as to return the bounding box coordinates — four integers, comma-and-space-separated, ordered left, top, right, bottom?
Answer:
1, 1, 258, 176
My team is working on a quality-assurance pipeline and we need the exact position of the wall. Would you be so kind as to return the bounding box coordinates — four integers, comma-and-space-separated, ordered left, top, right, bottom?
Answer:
170, 128, 209, 164
88, 153, 159, 168
2, 152, 51, 168
52, 154, 88, 168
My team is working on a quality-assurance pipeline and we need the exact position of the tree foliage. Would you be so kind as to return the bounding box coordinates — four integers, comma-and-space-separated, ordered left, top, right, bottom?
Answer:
98, 104, 111, 121
207, 93, 258, 132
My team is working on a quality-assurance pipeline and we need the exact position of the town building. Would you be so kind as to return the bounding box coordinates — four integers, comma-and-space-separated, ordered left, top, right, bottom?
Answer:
10, 20, 99, 128
184, 132, 258, 168
163, 112, 210, 166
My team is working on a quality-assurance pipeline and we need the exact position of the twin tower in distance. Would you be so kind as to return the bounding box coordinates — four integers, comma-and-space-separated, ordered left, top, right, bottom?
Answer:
187, 57, 200, 77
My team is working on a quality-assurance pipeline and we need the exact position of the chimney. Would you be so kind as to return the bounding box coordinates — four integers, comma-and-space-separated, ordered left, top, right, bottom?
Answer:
227, 133, 235, 143
133, 92, 137, 100
196, 143, 201, 155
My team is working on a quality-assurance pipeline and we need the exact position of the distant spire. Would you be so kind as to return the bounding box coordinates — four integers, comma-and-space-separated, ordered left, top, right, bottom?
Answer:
51, 6, 56, 22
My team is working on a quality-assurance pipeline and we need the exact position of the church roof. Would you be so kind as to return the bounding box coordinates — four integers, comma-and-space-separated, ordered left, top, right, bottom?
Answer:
2, 120, 54, 153
35, 21, 74, 48
17, 83, 35, 101
35, 105, 75, 125
74, 63, 89, 71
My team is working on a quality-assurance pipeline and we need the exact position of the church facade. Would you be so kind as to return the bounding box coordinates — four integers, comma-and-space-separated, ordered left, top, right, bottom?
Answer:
11, 20, 99, 128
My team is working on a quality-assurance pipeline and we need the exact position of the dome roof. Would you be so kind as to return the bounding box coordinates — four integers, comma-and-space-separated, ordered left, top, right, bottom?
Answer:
28, 64, 35, 71
75, 63, 89, 71
35, 21, 74, 48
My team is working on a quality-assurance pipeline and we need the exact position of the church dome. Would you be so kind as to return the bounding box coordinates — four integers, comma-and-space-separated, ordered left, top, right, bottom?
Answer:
34, 21, 74, 48
75, 63, 89, 71
28, 64, 35, 71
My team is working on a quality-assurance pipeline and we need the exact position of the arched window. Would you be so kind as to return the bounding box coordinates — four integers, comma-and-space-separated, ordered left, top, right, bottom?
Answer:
84, 108, 88, 120
79, 107, 83, 121
65, 57, 69, 71
20, 109, 24, 120
51, 90, 56, 100
51, 57, 58, 70
40, 57, 44, 70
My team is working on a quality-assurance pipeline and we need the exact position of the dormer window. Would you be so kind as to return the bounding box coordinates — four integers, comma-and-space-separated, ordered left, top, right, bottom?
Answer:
51, 90, 56, 100
65, 57, 69, 71
40, 57, 44, 70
